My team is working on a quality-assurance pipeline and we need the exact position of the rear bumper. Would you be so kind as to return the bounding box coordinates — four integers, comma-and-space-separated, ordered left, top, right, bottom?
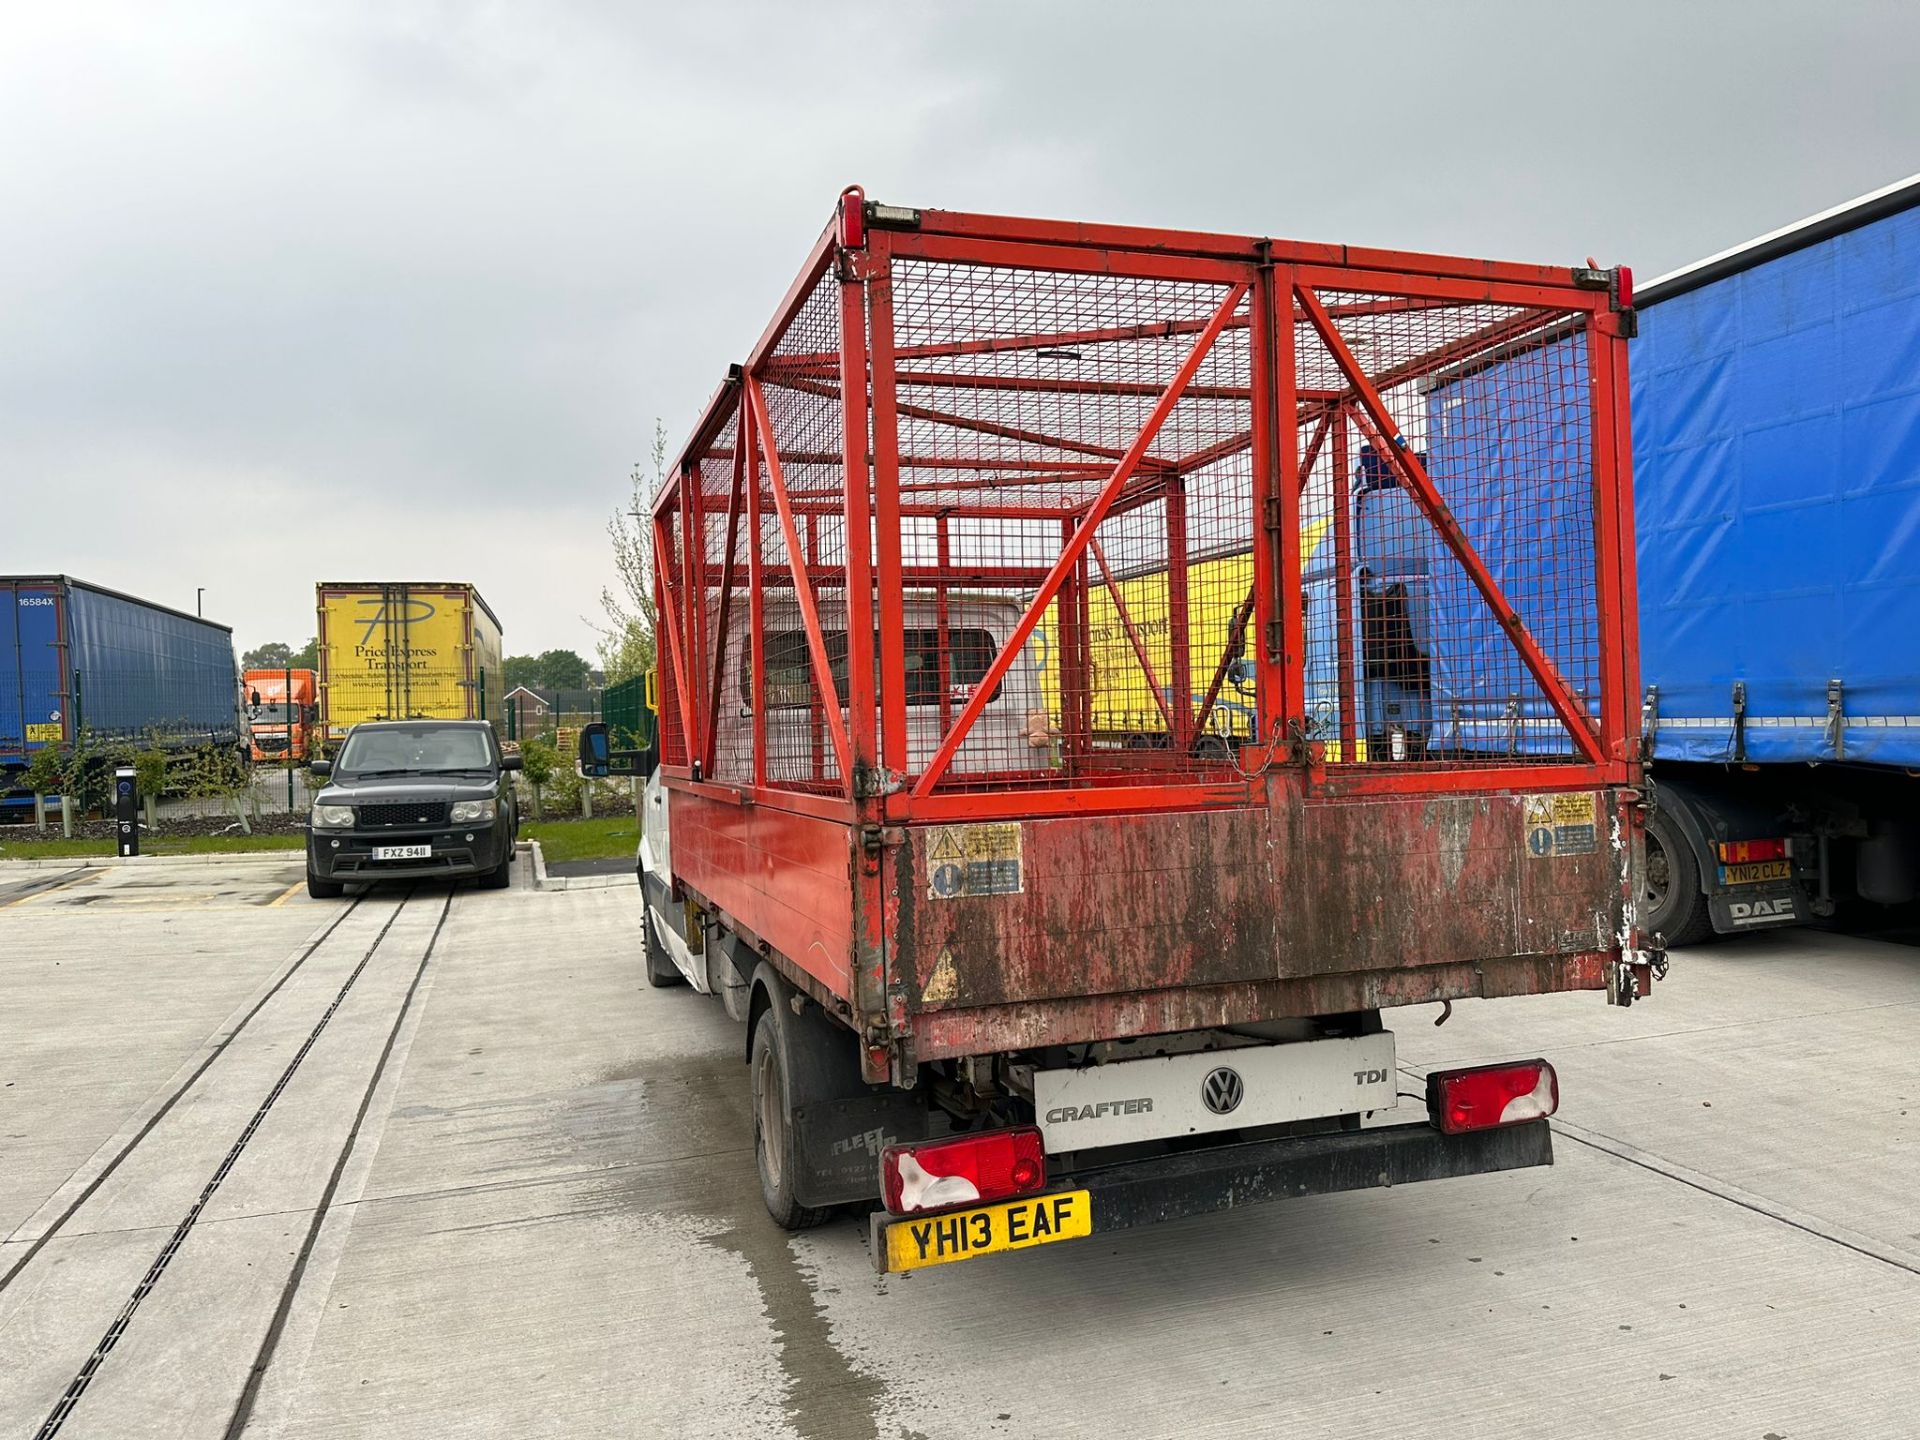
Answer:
1069, 1117, 1552, 1230
869, 1119, 1552, 1273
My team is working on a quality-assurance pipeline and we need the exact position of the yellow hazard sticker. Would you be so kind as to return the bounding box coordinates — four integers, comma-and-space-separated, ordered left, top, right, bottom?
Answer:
1524, 792, 1599, 858
922, 947, 961, 1004
25, 723, 62, 742
926, 822, 1024, 900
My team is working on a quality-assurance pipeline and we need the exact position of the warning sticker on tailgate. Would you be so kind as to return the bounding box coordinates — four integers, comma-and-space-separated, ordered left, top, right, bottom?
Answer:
926, 822, 1024, 900
1523, 793, 1599, 858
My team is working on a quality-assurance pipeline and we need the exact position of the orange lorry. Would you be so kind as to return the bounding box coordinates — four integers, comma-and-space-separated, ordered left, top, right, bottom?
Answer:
243, 668, 317, 763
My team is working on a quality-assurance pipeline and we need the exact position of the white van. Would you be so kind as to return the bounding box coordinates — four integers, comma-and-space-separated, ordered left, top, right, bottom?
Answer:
711, 593, 1052, 785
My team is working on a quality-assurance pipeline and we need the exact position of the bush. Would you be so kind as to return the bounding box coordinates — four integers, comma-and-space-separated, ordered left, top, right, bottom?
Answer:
22, 743, 68, 799
518, 736, 559, 789
23, 735, 117, 813
542, 760, 584, 812
134, 748, 168, 801
536, 759, 629, 817
173, 742, 256, 833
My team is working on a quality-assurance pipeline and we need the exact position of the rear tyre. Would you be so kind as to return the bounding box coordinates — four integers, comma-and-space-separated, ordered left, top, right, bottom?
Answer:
643, 906, 684, 988
306, 870, 345, 900
1643, 806, 1713, 946
750, 1013, 833, 1230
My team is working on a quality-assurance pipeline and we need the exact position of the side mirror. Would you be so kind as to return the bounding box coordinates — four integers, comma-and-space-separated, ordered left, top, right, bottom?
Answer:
578, 722, 611, 778
500, 753, 524, 772
309, 759, 332, 777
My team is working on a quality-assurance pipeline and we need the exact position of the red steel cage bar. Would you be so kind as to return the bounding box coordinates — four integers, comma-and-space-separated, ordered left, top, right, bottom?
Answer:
653, 191, 1641, 1080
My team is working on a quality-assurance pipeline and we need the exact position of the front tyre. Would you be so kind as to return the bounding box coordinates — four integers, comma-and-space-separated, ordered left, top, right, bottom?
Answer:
750, 1015, 832, 1231
477, 852, 512, 890
306, 870, 346, 900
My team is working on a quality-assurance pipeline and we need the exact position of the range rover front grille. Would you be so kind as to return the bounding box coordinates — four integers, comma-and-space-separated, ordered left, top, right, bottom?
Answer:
357, 801, 448, 828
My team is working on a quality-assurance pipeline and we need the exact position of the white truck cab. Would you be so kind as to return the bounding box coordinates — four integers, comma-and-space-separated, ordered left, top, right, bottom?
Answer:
709, 593, 1053, 786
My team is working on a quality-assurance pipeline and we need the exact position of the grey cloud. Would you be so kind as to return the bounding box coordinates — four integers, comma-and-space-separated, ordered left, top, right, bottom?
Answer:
4, 1, 1915, 654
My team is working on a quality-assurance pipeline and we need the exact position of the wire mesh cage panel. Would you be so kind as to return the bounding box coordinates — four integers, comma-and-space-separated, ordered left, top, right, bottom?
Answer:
654, 484, 689, 771
1294, 290, 1600, 770
882, 262, 1255, 793
652, 199, 1634, 814
754, 270, 849, 792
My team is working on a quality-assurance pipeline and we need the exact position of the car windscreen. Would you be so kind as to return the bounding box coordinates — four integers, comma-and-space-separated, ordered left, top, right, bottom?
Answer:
337, 726, 493, 774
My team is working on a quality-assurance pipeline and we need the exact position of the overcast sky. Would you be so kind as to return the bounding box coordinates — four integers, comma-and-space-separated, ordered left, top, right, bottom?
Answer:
5, 1, 1916, 661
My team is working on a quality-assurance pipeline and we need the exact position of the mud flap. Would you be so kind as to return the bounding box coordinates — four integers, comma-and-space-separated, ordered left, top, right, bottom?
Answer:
1708, 887, 1803, 932
707, 931, 752, 1022
751, 962, 942, 1209
792, 1093, 941, 1207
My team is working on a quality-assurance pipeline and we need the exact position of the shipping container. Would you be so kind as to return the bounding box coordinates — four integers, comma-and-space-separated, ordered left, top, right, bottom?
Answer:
1626, 174, 1920, 940
2, 576, 243, 803
314, 582, 504, 746
628, 191, 1654, 1269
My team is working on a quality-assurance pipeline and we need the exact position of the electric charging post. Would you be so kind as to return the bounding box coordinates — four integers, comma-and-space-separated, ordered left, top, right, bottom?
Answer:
114, 765, 139, 857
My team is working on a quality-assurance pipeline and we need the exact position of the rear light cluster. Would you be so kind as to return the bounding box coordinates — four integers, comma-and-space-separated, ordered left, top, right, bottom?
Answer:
879, 1126, 1046, 1215
1717, 837, 1789, 863
1427, 1060, 1559, 1136
838, 186, 865, 249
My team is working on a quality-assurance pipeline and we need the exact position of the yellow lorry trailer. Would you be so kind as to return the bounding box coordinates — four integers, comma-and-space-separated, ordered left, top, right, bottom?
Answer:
315, 582, 504, 749
1040, 518, 1339, 756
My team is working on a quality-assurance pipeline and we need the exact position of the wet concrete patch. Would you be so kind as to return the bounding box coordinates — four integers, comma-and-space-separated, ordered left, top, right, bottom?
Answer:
589, 1046, 886, 1440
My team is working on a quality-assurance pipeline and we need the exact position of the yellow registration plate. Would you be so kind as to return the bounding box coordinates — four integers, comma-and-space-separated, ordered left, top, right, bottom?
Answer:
881, 1189, 1092, 1273
1721, 860, 1791, 885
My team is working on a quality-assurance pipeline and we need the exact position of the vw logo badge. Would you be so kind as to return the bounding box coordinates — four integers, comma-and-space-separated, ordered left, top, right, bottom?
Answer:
1201, 1066, 1244, 1116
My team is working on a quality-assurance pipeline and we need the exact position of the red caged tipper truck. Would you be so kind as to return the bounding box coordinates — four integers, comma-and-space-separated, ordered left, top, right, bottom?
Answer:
636, 189, 1659, 1274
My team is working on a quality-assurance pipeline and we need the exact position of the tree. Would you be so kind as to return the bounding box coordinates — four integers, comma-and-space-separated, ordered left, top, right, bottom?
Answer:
243, 641, 291, 669
597, 422, 663, 685
536, 649, 591, 690
22, 743, 69, 835
517, 735, 558, 819
502, 655, 544, 691
500, 650, 592, 691
242, 637, 318, 670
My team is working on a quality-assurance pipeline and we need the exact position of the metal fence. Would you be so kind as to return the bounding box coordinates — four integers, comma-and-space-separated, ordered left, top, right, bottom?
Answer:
2, 668, 244, 758
1, 664, 540, 815
502, 687, 603, 743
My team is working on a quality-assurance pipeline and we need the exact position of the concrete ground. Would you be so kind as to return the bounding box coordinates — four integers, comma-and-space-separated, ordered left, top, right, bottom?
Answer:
1, 860, 1915, 1439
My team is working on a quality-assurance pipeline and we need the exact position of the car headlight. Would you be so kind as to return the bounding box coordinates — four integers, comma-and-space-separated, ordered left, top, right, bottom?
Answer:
311, 804, 354, 828
449, 799, 496, 823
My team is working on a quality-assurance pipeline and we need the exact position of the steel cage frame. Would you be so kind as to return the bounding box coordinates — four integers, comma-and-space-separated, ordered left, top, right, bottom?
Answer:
653, 195, 1639, 826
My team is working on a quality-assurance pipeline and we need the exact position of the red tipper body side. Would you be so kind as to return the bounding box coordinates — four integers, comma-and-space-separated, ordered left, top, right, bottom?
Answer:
655, 197, 1644, 1083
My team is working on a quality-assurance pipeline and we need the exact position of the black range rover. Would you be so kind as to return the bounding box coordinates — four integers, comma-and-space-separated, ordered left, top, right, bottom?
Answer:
306, 719, 521, 898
